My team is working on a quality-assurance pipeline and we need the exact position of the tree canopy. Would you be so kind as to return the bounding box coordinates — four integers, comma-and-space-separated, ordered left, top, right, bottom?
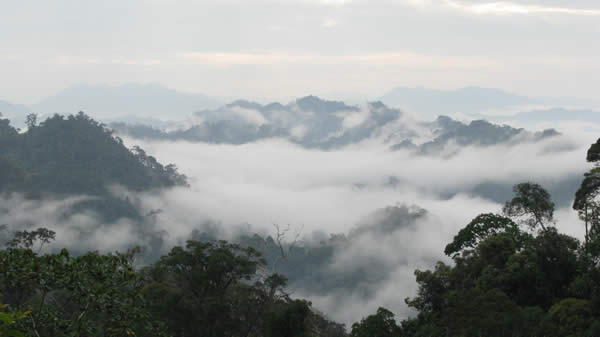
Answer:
0, 112, 187, 221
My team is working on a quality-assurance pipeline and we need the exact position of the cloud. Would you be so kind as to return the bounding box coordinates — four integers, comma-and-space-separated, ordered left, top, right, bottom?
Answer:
115, 123, 592, 323
125, 130, 588, 233
322, 18, 340, 28
228, 106, 269, 126
443, 0, 600, 16
303, 0, 352, 5
176, 51, 497, 69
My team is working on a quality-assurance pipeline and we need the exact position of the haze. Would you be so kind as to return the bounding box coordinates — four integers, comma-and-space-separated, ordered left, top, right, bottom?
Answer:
2, 0, 600, 104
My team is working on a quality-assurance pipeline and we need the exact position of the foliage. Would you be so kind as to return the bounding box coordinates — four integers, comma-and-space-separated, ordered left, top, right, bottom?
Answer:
0, 112, 187, 221
0, 224, 346, 337
0, 305, 27, 337
586, 138, 600, 163
141, 240, 342, 337
350, 307, 402, 337
265, 300, 311, 337
0, 158, 25, 192
0, 245, 168, 337
397, 180, 597, 336
503, 182, 555, 231
573, 138, 600, 257
6, 228, 55, 252
395, 145, 600, 336
444, 213, 528, 257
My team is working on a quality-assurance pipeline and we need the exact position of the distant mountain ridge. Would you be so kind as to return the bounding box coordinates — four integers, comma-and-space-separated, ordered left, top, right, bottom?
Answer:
378, 86, 600, 124
31, 83, 223, 120
490, 108, 600, 123
3, 84, 600, 128
112, 95, 560, 154
114, 96, 407, 149
378, 86, 535, 118
0, 100, 32, 128
390, 116, 560, 154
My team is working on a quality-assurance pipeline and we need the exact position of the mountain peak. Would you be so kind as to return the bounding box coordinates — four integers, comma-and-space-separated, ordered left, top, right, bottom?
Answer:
295, 95, 358, 113
226, 100, 264, 111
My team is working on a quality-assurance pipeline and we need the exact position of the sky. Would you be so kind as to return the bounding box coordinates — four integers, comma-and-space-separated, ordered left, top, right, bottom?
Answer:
1, 0, 600, 104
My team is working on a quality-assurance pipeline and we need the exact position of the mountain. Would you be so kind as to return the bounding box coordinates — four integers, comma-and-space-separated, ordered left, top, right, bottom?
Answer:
0, 99, 32, 128
113, 96, 402, 149
113, 96, 559, 153
390, 116, 560, 155
492, 108, 600, 123
31, 83, 223, 120
0, 100, 30, 115
379, 86, 535, 118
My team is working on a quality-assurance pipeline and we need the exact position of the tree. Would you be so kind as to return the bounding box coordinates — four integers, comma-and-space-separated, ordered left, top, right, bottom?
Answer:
444, 213, 527, 257
0, 158, 25, 192
573, 138, 600, 249
144, 240, 275, 337
0, 247, 167, 337
402, 187, 583, 336
586, 138, 600, 163
25, 114, 37, 129
351, 307, 402, 337
6, 228, 55, 252
548, 298, 594, 337
265, 300, 311, 337
0, 304, 28, 337
0, 112, 188, 222
503, 182, 555, 231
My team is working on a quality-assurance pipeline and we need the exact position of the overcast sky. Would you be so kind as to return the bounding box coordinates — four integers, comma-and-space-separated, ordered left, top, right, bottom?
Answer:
2, 0, 599, 104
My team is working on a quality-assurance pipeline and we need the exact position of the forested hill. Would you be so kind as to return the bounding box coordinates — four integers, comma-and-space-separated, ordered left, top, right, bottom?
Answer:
0, 112, 187, 220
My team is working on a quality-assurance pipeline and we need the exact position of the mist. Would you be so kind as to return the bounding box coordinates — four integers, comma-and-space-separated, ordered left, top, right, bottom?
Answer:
69, 126, 592, 322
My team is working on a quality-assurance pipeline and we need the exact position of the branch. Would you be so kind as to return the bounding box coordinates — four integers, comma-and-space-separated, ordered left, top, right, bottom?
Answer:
271, 224, 303, 274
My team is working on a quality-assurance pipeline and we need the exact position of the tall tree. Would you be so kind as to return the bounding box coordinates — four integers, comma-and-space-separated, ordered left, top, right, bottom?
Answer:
574, 138, 600, 249
25, 114, 37, 129
350, 307, 402, 337
503, 182, 555, 231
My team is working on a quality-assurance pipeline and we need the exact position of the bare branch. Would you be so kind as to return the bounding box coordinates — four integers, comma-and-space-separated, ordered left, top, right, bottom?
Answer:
271, 223, 303, 274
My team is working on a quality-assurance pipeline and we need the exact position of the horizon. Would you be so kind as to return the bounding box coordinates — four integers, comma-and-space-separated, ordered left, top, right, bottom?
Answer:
2, 0, 599, 104
2, 81, 598, 107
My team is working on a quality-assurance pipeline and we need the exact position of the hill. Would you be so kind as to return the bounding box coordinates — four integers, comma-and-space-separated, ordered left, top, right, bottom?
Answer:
0, 112, 187, 221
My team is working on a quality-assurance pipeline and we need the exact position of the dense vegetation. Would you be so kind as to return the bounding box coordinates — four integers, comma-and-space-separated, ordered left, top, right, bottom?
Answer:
351, 139, 600, 336
0, 112, 187, 221
0, 229, 345, 337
